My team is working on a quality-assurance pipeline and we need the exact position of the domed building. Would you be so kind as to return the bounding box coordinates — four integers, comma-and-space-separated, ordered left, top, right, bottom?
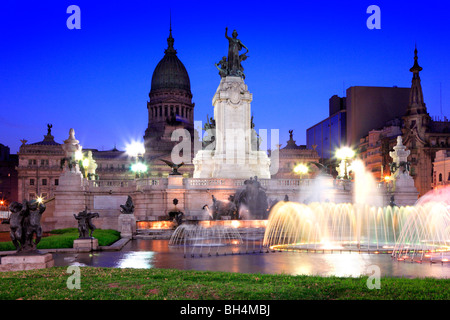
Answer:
143, 26, 196, 176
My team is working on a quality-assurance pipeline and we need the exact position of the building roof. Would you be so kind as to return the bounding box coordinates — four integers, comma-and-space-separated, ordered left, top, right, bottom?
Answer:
150, 28, 191, 94
27, 133, 61, 146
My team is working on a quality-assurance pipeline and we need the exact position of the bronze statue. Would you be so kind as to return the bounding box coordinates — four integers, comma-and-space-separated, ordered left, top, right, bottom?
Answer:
225, 27, 248, 77
47, 124, 52, 135
238, 51, 248, 79
202, 115, 216, 149
234, 176, 268, 219
289, 130, 294, 140
160, 159, 184, 175
8, 199, 46, 253
168, 198, 184, 227
206, 194, 238, 220
215, 56, 228, 77
74, 208, 99, 239
216, 27, 248, 78
120, 196, 135, 214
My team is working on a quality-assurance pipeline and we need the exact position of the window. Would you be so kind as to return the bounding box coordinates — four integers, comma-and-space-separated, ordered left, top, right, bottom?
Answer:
439, 173, 443, 182
28, 159, 33, 165
42, 179, 47, 186
29, 193, 36, 200
30, 179, 35, 186
55, 179, 59, 186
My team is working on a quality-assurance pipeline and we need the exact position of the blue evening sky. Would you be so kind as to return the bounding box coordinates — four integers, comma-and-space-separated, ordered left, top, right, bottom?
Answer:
1, 0, 449, 154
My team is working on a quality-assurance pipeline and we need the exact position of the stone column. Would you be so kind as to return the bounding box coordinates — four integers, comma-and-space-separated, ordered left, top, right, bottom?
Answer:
118, 214, 136, 239
52, 128, 86, 229
389, 136, 419, 206
193, 76, 271, 179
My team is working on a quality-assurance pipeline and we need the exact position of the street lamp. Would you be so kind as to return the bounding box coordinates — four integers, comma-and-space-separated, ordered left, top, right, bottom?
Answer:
131, 162, 148, 178
336, 147, 355, 180
126, 141, 147, 178
294, 163, 309, 179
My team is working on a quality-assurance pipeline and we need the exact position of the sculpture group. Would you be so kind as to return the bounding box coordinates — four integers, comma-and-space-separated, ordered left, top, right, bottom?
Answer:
74, 208, 99, 239
120, 196, 135, 214
206, 176, 269, 220
8, 200, 46, 253
215, 27, 249, 79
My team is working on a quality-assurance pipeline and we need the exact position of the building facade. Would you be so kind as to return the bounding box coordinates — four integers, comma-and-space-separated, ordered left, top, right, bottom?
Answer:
432, 150, 450, 189
0, 144, 18, 205
401, 47, 450, 196
306, 96, 347, 160
357, 47, 450, 196
272, 131, 320, 179
358, 122, 402, 182
307, 87, 410, 161
143, 26, 196, 176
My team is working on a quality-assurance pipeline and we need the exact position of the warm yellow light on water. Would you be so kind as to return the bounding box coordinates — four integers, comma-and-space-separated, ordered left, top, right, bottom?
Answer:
231, 220, 241, 228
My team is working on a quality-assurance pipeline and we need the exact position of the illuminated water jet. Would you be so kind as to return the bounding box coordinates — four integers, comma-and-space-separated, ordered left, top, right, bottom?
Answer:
263, 201, 409, 253
392, 187, 450, 263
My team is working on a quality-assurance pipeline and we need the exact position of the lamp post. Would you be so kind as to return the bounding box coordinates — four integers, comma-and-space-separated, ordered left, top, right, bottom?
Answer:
294, 163, 309, 180
126, 141, 147, 179
336, 147, 355, 180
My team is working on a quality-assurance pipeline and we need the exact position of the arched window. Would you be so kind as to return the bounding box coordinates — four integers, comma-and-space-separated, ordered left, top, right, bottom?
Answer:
439, 173, 443, 182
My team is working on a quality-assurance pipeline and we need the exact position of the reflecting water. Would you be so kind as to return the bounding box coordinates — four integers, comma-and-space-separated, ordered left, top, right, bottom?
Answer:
52, 239, 450, 278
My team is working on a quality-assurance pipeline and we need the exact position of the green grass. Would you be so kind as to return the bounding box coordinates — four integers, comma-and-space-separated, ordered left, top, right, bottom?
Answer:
0, 228, 121, 251
0, 267, 448, 300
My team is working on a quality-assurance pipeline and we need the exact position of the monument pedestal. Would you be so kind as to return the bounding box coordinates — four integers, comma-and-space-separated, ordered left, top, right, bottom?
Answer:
168, 175, 184, 188
193, 76, 271, 179
389, 136, 419, 206
118, 214, 136, 239
0, 253, 54, 271
73, 238, 99, 251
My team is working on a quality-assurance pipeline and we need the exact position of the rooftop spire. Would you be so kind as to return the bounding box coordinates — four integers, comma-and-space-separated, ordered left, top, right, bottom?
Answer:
410, 43, 422, 74
165, 10, 176, 54
407, 45, 426, 115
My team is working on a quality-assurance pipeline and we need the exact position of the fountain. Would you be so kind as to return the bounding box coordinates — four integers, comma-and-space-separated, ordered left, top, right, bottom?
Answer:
265, 158, 397, 252
263, 201, 409, 252
169, 224, 245, 257
263, 151, 449, 262
392, 187, 450, 263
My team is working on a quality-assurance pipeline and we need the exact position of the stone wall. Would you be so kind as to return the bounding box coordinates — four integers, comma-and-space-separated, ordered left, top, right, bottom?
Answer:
43, 176, 355, 232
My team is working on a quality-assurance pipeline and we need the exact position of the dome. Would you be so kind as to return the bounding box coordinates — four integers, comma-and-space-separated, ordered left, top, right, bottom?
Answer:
150, 31, 191, 94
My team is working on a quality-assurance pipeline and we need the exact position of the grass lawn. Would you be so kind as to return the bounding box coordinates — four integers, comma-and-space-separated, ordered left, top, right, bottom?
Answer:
0, 228, 121, 251
0, 267, 448, 300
